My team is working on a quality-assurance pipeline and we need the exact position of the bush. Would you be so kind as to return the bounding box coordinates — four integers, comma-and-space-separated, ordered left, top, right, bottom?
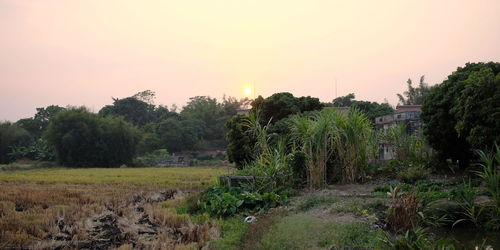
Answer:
8, 139, 55, 161
288, 150, 307, 187
133, 149, 169, 167
197, 186, 289, 217
44, 108, 139, 167
397, 166, 430, 184
0, 122, 33, 164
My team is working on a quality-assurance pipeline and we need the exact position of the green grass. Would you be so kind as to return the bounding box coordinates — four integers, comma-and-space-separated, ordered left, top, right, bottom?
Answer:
211, 217, 249, 250
260, 213, 380, 249
0, 166, 231, 189
298, 194, 339, 211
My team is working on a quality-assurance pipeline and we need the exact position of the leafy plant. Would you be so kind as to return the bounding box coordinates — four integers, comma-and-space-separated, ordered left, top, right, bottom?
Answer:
451, 182, 484, 228
197, 186, 289, 217
397, 166, 430, 184
378, 227, 455, 250
387, 188, 421, 231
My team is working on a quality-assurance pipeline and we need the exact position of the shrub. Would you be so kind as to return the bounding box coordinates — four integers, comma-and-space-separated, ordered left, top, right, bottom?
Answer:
387, 189, 420, 231
8, 139, 55, 161
288, 150, 307, 187
197, 186, 289, 217
378, 227, 454, 249
44, 108, 139, 167
133, 149, 170, 167
397, 166, 430, 184
0, 122, 32, 164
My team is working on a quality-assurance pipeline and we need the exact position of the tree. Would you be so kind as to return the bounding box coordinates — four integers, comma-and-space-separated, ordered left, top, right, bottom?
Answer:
421, 62, 500, 168
181, 96, 227, 143
155, 117, 201, 152
100, 97, 155, 126
44, 108, 139, 167
226, 114, 255, 168
397, 76, 431, 105
331, 93, 356, 107
16, 105, 65, 138
251, 92, 323, 123
329, 93, 394, 122
0, 122, 33, 163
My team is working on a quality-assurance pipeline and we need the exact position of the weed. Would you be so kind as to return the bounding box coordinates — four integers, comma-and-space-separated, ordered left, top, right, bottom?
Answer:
397, 166, 431, 184
387, 188, 420, 231
378, 227, 455, 250
260, 213, 379, 249
210, 217, 248, 250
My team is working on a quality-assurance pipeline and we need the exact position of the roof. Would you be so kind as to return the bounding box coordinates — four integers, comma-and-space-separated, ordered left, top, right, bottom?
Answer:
396, 105, 422, 112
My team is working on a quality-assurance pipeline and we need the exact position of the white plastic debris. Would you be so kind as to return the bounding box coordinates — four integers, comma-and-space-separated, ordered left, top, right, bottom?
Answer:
244, 216, 257, 223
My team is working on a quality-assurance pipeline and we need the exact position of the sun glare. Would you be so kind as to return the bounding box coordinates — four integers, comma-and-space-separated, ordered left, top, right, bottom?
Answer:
244, 87, 252, 97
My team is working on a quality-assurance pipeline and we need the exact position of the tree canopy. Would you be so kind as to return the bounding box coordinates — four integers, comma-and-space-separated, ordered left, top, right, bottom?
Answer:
397, 76, 432, 105
421, 62, 500, 167
44, 108, 139, 167
330, 93, 394, 122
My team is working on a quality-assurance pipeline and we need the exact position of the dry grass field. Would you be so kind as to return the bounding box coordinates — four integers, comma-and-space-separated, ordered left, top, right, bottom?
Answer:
0, 166, 231, 249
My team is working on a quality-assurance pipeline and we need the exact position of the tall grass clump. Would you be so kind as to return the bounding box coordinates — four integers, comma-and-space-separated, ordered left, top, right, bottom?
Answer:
290, 108, 375, 188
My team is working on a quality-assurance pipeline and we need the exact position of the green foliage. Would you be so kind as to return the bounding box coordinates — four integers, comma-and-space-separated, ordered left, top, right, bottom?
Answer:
330, 93, 394, 122
197, 186, 289, 217
260, 213, 379, 249
44, 108, 139, 168
397, 166, 431, 184
298, 194, 338, 211
155, 117, 201, 152
8, 139, 55, 161
451, 182, 484, 228
475, 147, 500, 207
225, 114, 254, 168
16, 105, 66, 139
397, 76, 432, 105
251, 92, 323, 124
383, 123, 433, 166
290, 108, 376, 186
288, 150, 307, 187
132, 149, 170, 167
475, 147, 500, 230
421, 62, 500, 168
99, 95, 156, 126
0, 122, 33, 164
211, 217, 249, 250
378, 227, 455, 250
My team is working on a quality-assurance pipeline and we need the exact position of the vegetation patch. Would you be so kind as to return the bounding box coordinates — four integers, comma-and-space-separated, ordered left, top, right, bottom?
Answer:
260, 213, 380, 249
297, 194, 338, 211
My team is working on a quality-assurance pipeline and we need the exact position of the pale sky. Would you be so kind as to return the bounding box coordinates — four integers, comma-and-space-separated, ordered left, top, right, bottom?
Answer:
1, 0, 499, 121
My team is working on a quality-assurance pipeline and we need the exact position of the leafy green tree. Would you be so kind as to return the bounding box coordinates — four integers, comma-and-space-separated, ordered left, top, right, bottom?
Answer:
0, 122, 33, 163
251, 92, 323, 123
181, 96, 228, 144
226, 114, 255, 168
155, 117, 201, 152
329, 93, 394, 122
16, 105, 65, 138
100, 97, 155, 126
44, 108, 139, 167
421, 62, 500, 168
331, 93, 356, 107
397, 76, 431, 105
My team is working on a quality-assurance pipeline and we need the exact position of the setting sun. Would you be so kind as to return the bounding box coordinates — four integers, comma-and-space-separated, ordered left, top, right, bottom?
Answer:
244, 87, 252, 97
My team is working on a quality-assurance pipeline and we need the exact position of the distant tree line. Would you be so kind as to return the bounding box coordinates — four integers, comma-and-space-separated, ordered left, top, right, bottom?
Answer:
1, 61, 498, 169
0, 92, 245, 167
